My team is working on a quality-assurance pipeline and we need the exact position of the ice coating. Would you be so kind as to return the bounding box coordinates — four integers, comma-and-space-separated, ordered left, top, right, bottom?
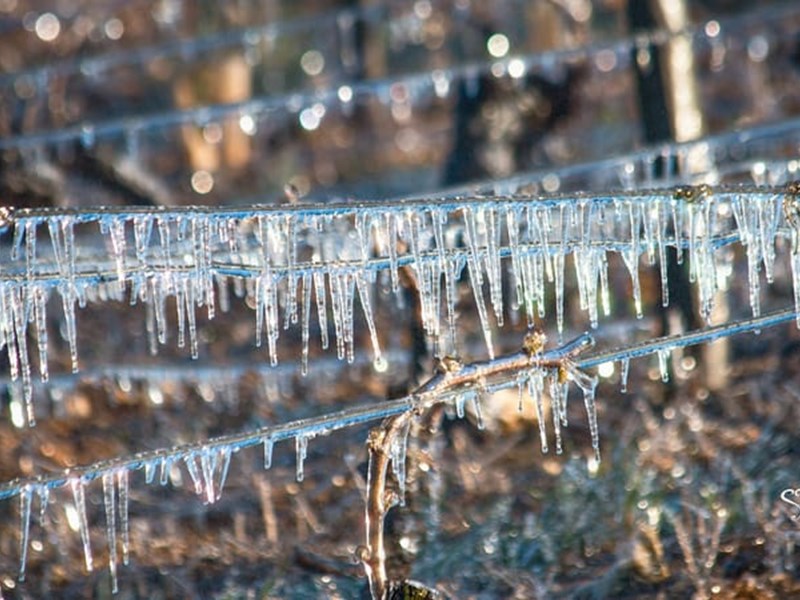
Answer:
1, 185, 794, 423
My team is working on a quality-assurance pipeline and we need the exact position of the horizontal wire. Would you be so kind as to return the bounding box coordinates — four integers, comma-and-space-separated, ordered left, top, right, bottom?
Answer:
4, 2, 796, 153
0, 232, 748, 286
0, 5, 381, 86
1, 182, 789, 222
578, 305, 798, 369
0, 306, 794, 501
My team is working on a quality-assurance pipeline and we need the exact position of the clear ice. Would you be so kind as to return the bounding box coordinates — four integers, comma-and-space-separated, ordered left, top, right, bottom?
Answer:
0, 186, 793, 423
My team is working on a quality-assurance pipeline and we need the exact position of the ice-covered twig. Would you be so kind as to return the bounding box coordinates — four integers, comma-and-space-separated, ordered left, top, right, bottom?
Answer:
360, 329, 594, 599
362, 410, 414, 600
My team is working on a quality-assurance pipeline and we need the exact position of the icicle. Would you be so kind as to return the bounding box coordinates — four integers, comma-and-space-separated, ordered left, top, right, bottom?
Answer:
483, 206, 504, 326
528, 372, 549, 454
313, 270, 329, 350
455, 394, 466, 419
472, 391, 485, 430
106, 217, 128, 292
463, 208, 494, 358
159, 456, 171, 486
184, 454, 203, 496
549, 375, 564, 454
506, 209, 526, 321
671, 196, 684, 265
198, 217, 214, 321
391, 420, 411, 507
102, 472, 119, 593
11, 219, 24, 260
386, 212, 400, 294
133, 215, 153, 267
554, 251, 565, 339
599, 251, 610, 318
70, 478, 93, 572
443, 256, 462, 354
581, 377, 600, 462
559, 380, 570, 428
145, 297, 157, 355
654, 200, 669, 307
38, 485, 49, 527
301, 272, 312, 376
264, 436, 274, 470
786, 184, 800, 326
199, 448, 217, 504
50, 216, 79, 374
758, 195, 778, 284
117, 469, 130, 566
18, 485, 33, 581
620, 358, 630, 393
356, 270, 383, 367
658, 349, 670, 383
184, 279, 199, 360
9, 286, 34, 425
621, 201, 643, 319
145, 460, 157, 485
216, 447, 232, 502
25, 219, 37, 284
296, 435, 308, 482
33, 285, 48, 383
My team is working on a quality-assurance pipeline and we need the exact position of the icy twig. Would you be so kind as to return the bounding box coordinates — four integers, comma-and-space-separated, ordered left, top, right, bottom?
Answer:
362, 411, 414, 600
